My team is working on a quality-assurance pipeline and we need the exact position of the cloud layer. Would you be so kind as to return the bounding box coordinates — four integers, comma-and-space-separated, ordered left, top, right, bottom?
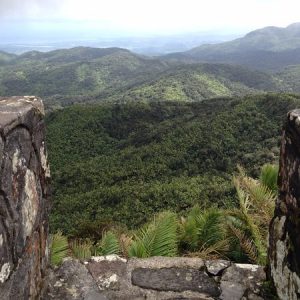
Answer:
0, 0, 63, 18
1, 0, 300, 34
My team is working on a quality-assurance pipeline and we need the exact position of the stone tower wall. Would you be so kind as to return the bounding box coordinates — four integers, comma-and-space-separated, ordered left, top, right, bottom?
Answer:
269, 109, 300, 299
0, 97, 50, 299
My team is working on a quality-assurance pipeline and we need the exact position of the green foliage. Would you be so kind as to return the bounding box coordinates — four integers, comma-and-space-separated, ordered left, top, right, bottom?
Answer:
227, 166, 277, 264
128, 211, 178, 258
0, 47, 298, 111
49, 163, 277, 264
50, 231, 69, 266
47, 94, 300, 235
69, 239, 93, 260
96, 231, 120, 256
0, 47, 169, 109
168, 24, 300, 71
179, 206, 229, 259
260, 164, 279, 193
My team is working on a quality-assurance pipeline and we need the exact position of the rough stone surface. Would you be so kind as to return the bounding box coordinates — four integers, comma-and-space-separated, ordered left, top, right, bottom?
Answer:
43, 258, 105, 300
0, 96, 50, 300
44, 256, 266, 300
132, 267, 220, 296
220, 264, 265, 300
268, 109, 300, 300
205, 260, 231, 276
87, 255, 127, 291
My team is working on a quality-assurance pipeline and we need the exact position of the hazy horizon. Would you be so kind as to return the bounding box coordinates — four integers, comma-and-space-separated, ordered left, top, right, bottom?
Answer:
1, 0, 300, 55
1, 0, 300, 35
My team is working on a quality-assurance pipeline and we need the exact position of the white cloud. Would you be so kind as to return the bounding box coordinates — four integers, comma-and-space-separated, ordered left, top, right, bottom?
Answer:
1, 0, 300, 34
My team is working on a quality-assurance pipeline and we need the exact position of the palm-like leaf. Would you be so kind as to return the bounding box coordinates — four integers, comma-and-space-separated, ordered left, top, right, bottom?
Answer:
180, 206, 228, 258
179, 206, 201, 250
196, 208, 226, 248
260, 164, 279, 193
50, 231, 69, 266
128, 211, 178, 258
229, 165, 277, 264
128, 238, 148, 258
96, 231, 120, 256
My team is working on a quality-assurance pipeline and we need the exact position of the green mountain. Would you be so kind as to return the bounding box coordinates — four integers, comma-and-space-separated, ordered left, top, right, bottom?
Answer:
164, 23, 300, 71
106, 63, 285, 102
0, 51, 17, 65
47, 93, 300, 235
0, 47, 170, 108
277, 64, 300, 93
0, 47, 290, 109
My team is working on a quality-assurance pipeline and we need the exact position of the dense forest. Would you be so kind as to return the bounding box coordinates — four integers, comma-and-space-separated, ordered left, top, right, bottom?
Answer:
47, 93, 300, 237
0, 46, 298, 111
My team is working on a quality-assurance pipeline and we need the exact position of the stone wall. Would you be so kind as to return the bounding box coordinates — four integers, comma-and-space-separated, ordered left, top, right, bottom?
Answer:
0, 97, 50, 299
269, 109, 300, 299
44, 255, 266, 300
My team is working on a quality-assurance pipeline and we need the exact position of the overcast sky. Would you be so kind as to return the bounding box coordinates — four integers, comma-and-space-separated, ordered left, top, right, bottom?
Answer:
1, 0, 300, 35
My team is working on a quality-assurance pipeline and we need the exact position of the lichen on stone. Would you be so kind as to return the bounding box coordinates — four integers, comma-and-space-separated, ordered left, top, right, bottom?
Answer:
22, 166, 39, 239
0, 263, 11, 283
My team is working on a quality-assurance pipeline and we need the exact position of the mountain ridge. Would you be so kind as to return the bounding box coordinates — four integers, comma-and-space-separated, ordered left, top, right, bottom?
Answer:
163, 22, 300, 71
0, 46, 293, 109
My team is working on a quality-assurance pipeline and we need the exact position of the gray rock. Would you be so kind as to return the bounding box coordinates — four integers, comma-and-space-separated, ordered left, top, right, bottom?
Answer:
243, 292, 264, 300
268, 109, 300, 300
205, 260, 231, 276
0, 96, 49, 300
128, 256, 205, 270
43, 258, 106, 300
132, 267, 220, 297
220, 263, 265, 300
0, 96, 44, 135
44, 255, 268, 300
87, 256, 127, 291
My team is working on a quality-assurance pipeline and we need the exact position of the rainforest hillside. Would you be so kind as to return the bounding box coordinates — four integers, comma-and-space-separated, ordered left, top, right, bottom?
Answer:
164, 23, 300, 71
0, 47, 170, 108
0, 46, 296, 110
47, 93, 300, 235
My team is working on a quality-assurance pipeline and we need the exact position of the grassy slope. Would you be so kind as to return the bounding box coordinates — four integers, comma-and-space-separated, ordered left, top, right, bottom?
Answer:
47, 93, 300, 235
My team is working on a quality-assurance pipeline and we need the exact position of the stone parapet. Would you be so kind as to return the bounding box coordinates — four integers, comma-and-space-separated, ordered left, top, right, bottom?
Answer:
44, 256, 265, 300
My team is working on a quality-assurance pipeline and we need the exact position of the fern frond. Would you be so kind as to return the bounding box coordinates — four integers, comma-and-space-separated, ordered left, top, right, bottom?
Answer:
128, 211, 178, 258
50, 231, 69, 266
196, 208, 226, 248
96, 231, 120, 256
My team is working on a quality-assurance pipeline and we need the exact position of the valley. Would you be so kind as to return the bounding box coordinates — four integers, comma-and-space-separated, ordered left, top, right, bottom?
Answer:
47, 94, 299, 235
2, 22, 300, 267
